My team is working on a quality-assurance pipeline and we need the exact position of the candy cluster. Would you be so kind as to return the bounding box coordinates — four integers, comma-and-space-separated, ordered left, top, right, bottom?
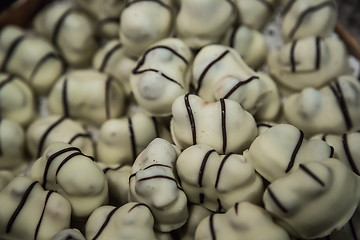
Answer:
1, 0, 360, 239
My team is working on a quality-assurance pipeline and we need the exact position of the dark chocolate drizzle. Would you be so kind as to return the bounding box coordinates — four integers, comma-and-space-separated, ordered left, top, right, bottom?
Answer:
143, 163, 172, 171
151, 117, 160, 137
0, 74, 14, 91
195, 50, 229, 94
34, 190, 54, 240
132, 45, 188, 88
209, 214, 216, 240
42, 147, 80, 188
55, 151, 83, 183
220, 99, 227, 154
215, 153, 233, 189
299, 164, 325, 187
321, 133, 327, 142
256, 0, 275, 12
267, 187, 288, 213
330, 80, 352, 130
198, 150, 216, 187
199, 193, 205, 203
99, 42, 122, 72
68, 133, 92, 145
223, 76, 259, 99
125, 0, 171, 10
6, 181, 38, 233
62, 78, 69, 117
229, 25, 239, 48
103, 164, 124, 174
37, 116, 67, 158
105, 76, 112, 120
315, 37, 321, 70
285, 130, 304, 173
52, 8, 73, 45
282, 0, 297, 17
138, 175, 178, 184
28, 53, 62, 82
290, 40, 297, 73
92, 206, 120, 240
342, 134, 359, 175
128, 117, 137, 160
257, 122, 273, 128
184, 93, 197, 145
0, 34, 26, 72
127, 202, 150, 213
329, 146, 334, 158
288, 1, 337, 39
216, 199, 223, 213
234, 202, 239, 215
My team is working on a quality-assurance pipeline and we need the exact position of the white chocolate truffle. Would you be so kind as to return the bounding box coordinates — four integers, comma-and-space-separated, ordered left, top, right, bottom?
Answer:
30, 142, 108, 218
283, 76, 360, 136
171, 94, 257, 154
51, 228, 86, 240
0, 176, 71, 240
195, 202, 290, 240
0, 119, 27, 170
222, 25, 269, 69
0, 25, 65, 95
26, 115, 94, 159
33, 1, 99, 67
119, 0, 174, 59
268, 36, 348, 91
48, 70, 125, 127
235, 0, 276, 30
130, 38, 193, 116
129, 138, 188, 232
85, 203, 157, 240
97, 162, 132, 206
192, 45, 276, 117
175, 0, 237, 49
75, 0, 125, 39
312, 132, 360, 175
97, 112, 171, 165
0, 170, 14, 191
177, 144, 264, 212
282, 0, 337, 42
0, 73, 36, 127
244, 124, 334, 182
263, 158, 360, 239
93, 40, 136, 95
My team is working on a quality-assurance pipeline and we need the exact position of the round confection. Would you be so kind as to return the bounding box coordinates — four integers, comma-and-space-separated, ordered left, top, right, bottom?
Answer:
234, 0, 276, 30
129, 138, 188, 232
130, 38, 193, 116
0, 176, 71, 240
171, 94, 257, 154
263, 158, 360, 239
0, 73, 36, 127
97, 163, 132, 206
33, 1, 99, 67
0, 170, 14, 191
267, 36, 349, 91
281, 0, 338, 42
222, 25, 269, 69
26, 115, 94, 159
92, 40, 136, 95
85, 203, 157, 240
175, 0, 237, 49
283, 75, 360, 136
194, 202, 290, 240
312, 131, 360, 176
51, 228, 86, 240
97, 112, 171, 165
48, 70, 125, 127
192, 45, 275, 117
244, 124, 334, 182
0, 119, 27, 171
0, 25, 65, 95
74, 0, 125, 39
176, 144, 264, 212
30, 142, 108, 218
119, 0, 174, 59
